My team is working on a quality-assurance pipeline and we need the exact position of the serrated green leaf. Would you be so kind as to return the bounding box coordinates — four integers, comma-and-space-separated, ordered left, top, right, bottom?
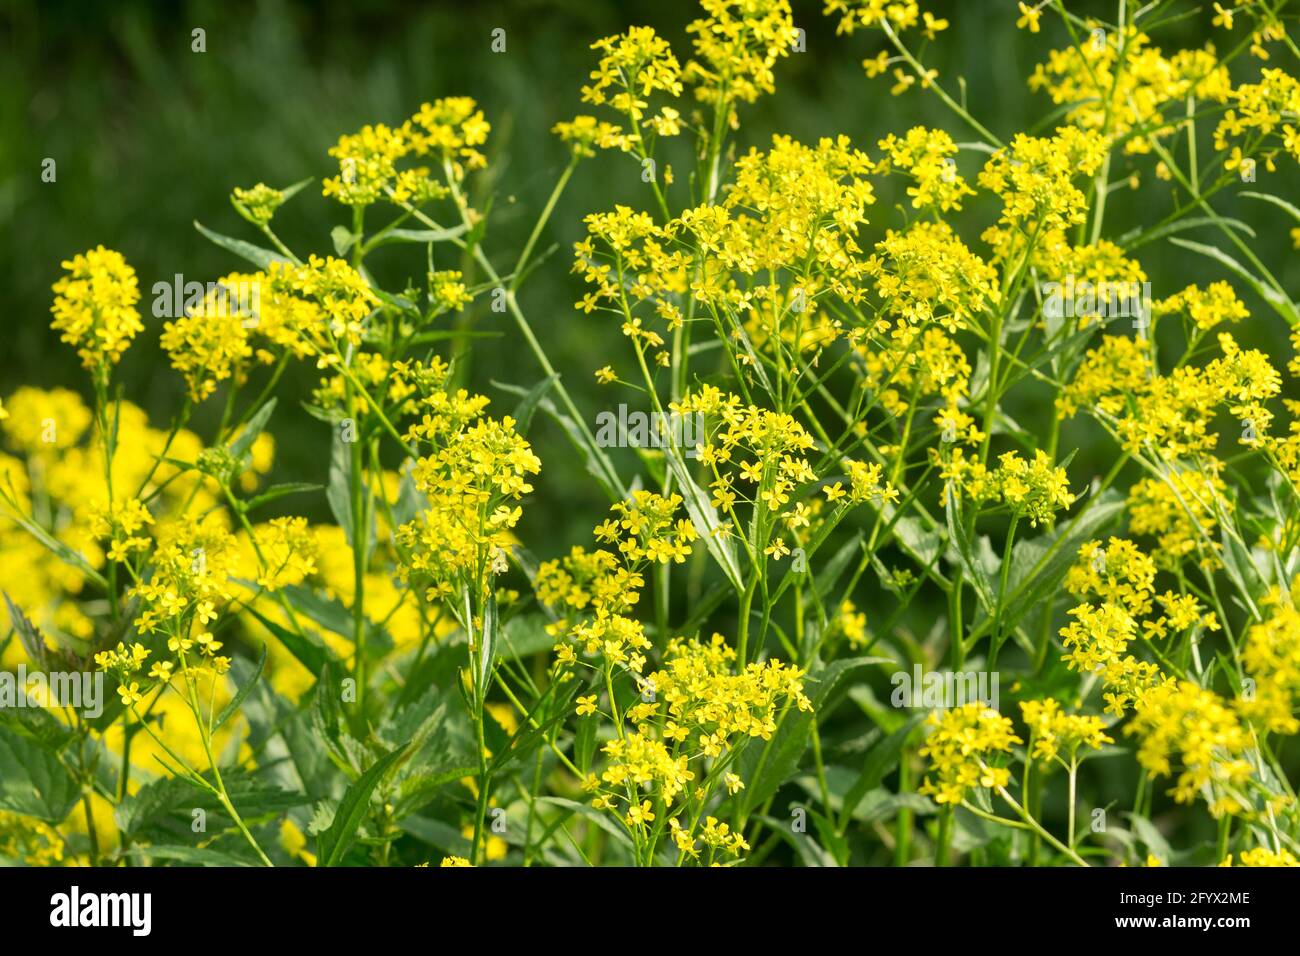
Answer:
0, 726, 80, 823
318, 744, 411, 866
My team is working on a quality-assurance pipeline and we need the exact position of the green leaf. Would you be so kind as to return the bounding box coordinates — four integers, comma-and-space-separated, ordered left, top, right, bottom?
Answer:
1000, 489, 1125, 633
574, 710, 599, 775
327, 429, 373, 554
115, 771, 306, 839
807, 533, 863, 612
477, 591, 499, 690
664, 450, 744, 592
244, 482, 323, 511
128, 845, 258, 867
2, 592, 48, 668
491, 382, 624, 502
317, 744, 412, 866
1168, 237, 1299, 326
392, 466, 428, 528
279, 176, 314, 203
1122, 215, 1255, 249
241, 602, 335, 678
330, 225, 358, 257
839, 714, 923, 829
498, 614, 554, 661
0, 513, 107, 590
368, 224, 470, 247
0, 725, 80, 823
944, 488, 995, 613
394, 765, 479, 819
214, 643, 267, 732
1126, 811, 1173, 862
741, 656, 889, 813
0, 704, 75, 752
281, 584, 357, 640
195, 220, 291, 271
1239, 190, 1300, 225
229, 398, 278, 461
536, 797, 634, 849
509, 374, 559, 437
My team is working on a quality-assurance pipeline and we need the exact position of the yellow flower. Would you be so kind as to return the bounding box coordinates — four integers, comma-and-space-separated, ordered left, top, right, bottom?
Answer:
1016, 3, 1041, 33
50, 246, 143, 371
918, 704, 1021, 805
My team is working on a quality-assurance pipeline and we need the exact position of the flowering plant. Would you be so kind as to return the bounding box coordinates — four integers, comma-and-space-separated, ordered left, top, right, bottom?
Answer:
4, 0, 1300, 868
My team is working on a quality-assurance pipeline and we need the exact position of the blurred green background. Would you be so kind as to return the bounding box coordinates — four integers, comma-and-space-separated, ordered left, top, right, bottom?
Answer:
5, 0, 1300, 856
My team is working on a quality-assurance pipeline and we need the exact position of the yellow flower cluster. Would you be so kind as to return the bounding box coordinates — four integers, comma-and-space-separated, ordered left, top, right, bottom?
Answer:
979, 128, 1110, 260
679, 134, 876, 313
877, 126, 974, 211
1, 385, 93, 454
942, 448, 1075, 526
873, 221, 999, 334
321, 96, 486, 205
582, 634, 808, 860
1126, 679, 1253, 810
1238, 583, 1300, 734
231, 182, 286, 225
1154, 281, 1249, 331
918, 703, 1021, 806
1127, 469, 1228, 571
1, 389, 225, 650
87, 497, 154, 563
566, 26, 683, 157
130, 515, 238, 672
160, 273, 259, 402
536, 545, 642, 635
1019, 698, 1112, 762
651, 633, 811, 741
826, 0, 940, 37
1223, 846, 1300, 867
594, 491, 698, 565
264, 255, 380, 357
405, 97, 492, 173
863, 322, 974, 421
673, 386, 835, 550
573, 205, 688, 331
684, 0, 799, 107
1062, 333, 1280, 460
1060, 603, 1164, 716
1065, 537, 1157, 616
1029, 28, 1231, 154
542, 496, 693, 668
49, 246, 143, 371
251, 516, 318, 592
1214, 68, 1300, 169
397, 388, 540, 601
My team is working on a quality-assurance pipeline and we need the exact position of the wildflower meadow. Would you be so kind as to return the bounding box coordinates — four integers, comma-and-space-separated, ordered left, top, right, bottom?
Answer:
4, 0, 1300, 906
